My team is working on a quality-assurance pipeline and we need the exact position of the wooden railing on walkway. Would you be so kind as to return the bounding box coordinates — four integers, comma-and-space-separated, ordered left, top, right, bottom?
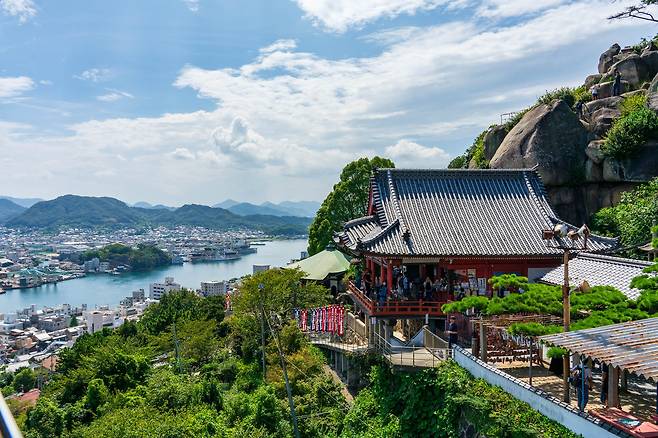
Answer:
347, 282, 448, 317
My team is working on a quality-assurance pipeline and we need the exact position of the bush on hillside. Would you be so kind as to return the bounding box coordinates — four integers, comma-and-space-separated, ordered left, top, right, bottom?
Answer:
603, 106, 658, 159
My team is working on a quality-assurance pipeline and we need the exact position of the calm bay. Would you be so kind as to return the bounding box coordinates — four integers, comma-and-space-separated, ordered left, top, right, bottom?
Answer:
0, 239, 308, 312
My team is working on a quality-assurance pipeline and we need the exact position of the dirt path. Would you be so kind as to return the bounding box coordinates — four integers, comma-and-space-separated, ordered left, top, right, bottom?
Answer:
322, 364, 354, 404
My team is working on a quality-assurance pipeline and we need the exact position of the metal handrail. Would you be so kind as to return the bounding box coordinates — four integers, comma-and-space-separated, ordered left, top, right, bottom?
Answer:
372, 331, 450, 368
0, 392, 23, 438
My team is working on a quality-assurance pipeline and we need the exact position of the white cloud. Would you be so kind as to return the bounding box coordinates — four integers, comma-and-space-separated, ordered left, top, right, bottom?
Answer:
75, 68, 112, 83
1, 0, 36, 23
385, 139, 450, 167
260, 39, 297, 54
477, 0, 565, 18
97, 89, 134, 102
294, 0, 447, 32
1, 0, 654, 204
0, 76, 34, 98
183, 0, 199, 12
169, 147, 195, 160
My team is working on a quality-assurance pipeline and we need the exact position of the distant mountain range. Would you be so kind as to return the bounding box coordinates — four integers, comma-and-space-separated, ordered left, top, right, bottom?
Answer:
4, 195, 311, 235
132, 201, 176, 211
0, 198, 27, 223
0, 196, 44, 208
213, 200, 320, 218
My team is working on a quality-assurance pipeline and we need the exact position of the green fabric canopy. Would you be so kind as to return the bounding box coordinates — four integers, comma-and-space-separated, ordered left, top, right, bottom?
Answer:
286, 248, 351, 280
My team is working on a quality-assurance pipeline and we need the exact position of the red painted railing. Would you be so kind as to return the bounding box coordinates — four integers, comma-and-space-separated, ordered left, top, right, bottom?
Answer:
347, 282, 447, 317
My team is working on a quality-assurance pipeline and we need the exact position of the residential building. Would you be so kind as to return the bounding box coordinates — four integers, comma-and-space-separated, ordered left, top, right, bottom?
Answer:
149, 277, 181, 300
200, 280, 227, 297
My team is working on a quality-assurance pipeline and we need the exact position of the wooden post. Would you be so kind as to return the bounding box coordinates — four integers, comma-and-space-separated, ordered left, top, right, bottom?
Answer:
387, 260, 393, 297
529, 338, 533, 386
562, 249, 571, 403
479, 322, 487, 362
608, 366, 620, 408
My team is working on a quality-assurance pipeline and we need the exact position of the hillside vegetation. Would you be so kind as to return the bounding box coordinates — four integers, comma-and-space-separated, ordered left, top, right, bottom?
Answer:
81, 243, 171, 271
5, 195, 311, 235
5, 269, 579, 438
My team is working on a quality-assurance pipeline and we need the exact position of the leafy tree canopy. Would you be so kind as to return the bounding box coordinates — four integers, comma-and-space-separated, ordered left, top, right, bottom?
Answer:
308, 156, 394, 255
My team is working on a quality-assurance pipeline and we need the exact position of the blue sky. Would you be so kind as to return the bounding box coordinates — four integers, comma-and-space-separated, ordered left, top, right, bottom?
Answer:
0, 0, 655, 206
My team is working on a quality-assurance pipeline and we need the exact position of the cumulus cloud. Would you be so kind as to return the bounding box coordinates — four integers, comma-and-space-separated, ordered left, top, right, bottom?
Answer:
97, 89, 134, 102
1, 0, 653, 204
477, 0, 565, 18
169, 147, 195, 160
75, 68, 112, 83
260, 39, 297, 53
294, 0, 447, 32
385, 139, 450, 167
0, 76, 34, 98
1, 0, 36, 23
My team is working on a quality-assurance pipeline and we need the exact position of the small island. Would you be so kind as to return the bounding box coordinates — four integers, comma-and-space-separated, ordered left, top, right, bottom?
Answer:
81, 243, 171, 272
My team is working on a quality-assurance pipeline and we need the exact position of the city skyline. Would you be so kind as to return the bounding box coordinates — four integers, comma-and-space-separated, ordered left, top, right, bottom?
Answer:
1, 0, 654, 205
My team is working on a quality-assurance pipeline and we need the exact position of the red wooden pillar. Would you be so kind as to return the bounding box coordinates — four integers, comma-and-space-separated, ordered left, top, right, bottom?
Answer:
386, 259, 393, 296
380, 260, 386, 284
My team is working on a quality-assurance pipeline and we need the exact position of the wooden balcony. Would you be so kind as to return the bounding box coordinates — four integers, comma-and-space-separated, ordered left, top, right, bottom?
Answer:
347, 282, 447, 318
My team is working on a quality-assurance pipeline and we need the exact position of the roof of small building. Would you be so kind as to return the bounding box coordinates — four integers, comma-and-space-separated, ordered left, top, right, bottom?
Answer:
286, 246, 351, 281
540, 253, 652, 300
540, 317, 658, 382
338, 168, 618, 258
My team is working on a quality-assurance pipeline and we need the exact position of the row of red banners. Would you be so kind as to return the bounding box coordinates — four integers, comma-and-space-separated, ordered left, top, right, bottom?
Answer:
294, 305, 345, 336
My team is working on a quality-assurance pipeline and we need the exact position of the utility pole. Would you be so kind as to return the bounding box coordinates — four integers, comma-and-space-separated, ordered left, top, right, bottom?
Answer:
269, 315, 301, 438
258, 283, 267, 380
543, 223, 590, 403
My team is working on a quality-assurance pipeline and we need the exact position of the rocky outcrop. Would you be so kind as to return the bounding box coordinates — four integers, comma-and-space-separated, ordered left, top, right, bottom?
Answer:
648, 73, 658, 112
455, 42, 658, 225
599, 43, 621, 74
601, 142, 658, 182
610, 54, 650, 88
483, 125, 507, 160
489, 100, 588, 186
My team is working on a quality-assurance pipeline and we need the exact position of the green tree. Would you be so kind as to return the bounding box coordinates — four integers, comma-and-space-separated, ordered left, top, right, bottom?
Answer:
69, 315, 79, 327
12, 368, 35, 393
591, 177, 658, 255
308, 156, 394, 255
25, 397, 65, 438
85, 378, 109, 412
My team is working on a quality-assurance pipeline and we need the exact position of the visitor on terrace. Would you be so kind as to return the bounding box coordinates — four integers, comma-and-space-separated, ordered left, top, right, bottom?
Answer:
424, 277, 433, 300
446, 316, 459, 349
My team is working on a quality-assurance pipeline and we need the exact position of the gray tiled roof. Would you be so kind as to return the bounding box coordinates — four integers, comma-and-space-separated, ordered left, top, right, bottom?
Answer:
540, 253, 652, 300
339, 168, 618, 258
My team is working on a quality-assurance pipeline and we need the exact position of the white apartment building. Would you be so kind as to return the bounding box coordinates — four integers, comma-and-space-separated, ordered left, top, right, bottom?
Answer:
200, 280, 227, 297
149, 277, 181, 300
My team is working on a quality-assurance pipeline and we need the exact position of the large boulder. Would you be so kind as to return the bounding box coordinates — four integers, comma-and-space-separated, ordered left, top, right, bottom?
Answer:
483, 125, 507, 160
585, 159, 603, 182
584, 96, 623, 117
648, 73, 658, 112
602, 142, 658, 182
591, 80, 631, 99
585, 140, 606, 164
599, 44, 621, 74
585, 74, 602, 89
640, 50, 658, 78
608, 54, 650, 88
589, 107, 620, 138
489, 100, 588, 186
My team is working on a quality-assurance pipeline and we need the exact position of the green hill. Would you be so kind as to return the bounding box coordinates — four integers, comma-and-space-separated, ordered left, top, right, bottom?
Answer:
6, 195, 310, 235
0, 198, 26, 223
